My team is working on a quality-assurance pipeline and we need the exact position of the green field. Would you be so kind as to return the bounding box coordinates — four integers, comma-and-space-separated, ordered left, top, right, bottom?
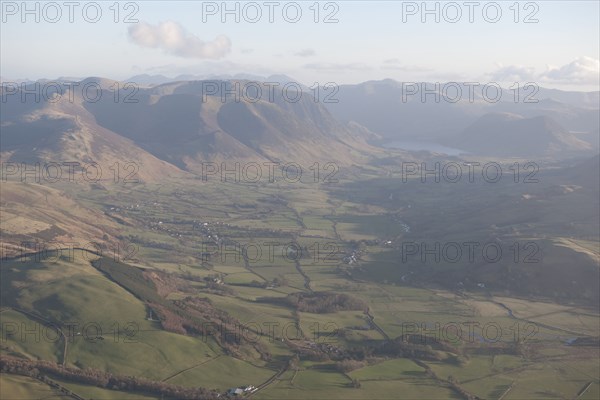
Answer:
2, 160, 598, 399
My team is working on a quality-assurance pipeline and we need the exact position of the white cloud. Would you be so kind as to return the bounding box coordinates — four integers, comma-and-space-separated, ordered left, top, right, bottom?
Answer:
541, 56, 600, 85
488, 64, 536, 82
128, 21, 231, 59
488, 57, 599, 86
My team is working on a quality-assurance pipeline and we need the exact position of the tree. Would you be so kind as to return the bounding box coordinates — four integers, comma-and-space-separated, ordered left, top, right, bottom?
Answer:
288, 354, 300, 369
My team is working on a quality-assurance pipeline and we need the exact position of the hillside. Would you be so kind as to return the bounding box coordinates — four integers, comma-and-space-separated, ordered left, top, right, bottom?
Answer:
449, 113, 595, 157
1, 79, 379, 178
83, 79, 377, 170
325, 80, 600, 156
0, 81, 187, 183
0, 182, 121, 258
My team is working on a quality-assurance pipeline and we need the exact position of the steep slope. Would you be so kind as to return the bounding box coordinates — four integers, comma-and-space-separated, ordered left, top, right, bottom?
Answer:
450, 113, 594, 157
82, 79, 377, 171
1, 80, 187, 183
0, 181, 121, 258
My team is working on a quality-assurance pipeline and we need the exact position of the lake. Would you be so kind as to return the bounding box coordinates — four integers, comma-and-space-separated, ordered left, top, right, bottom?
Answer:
381, 140, 467, 156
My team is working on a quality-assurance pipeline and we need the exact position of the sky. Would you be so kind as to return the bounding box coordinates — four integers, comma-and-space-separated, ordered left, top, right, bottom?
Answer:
1, 0, 599, 91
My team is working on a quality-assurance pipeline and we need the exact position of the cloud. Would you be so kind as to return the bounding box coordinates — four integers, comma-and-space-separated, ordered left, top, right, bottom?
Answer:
488, 64, 536, 82
488, 57, 599, 86
303, 62, 371, 71
128, 21, 231, 59
541, 56, 599, 85
295, 49, 316, 57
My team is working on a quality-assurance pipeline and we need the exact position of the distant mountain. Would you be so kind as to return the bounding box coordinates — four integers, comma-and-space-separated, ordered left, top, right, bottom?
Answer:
535, 87, 600, 108
326, 80, 486, 140
126, 73, 303, 88
1, 79, 187, 183
1, 78, 377, 179
83, 79, 375, 171
127, 74, 173, 86
325, 80, 600, 150
448, 113, 594, 157
489, 98, 600, 142
3, 77, 597, 167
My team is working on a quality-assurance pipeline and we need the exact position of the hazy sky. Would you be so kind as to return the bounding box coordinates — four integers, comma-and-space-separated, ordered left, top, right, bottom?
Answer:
2, 1, 599, 90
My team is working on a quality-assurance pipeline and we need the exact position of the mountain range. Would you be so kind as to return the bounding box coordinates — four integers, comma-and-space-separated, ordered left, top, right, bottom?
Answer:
1, 77, 378, 181
326, 79, 599, 156
1, 77, 599, 178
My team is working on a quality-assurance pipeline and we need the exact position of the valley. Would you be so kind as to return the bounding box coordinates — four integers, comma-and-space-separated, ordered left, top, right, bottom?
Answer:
1, 145, 598, 399
2, 2, 599, 398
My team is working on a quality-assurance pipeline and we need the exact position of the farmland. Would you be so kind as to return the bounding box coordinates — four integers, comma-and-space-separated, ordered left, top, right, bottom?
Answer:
2, 157, 598, 399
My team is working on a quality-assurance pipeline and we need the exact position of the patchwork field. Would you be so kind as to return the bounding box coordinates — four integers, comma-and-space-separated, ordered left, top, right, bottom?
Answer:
1, 158, 598, 399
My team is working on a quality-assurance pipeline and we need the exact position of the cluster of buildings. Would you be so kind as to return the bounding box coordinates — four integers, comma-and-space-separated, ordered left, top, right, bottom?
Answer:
226, 385, 256, 396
